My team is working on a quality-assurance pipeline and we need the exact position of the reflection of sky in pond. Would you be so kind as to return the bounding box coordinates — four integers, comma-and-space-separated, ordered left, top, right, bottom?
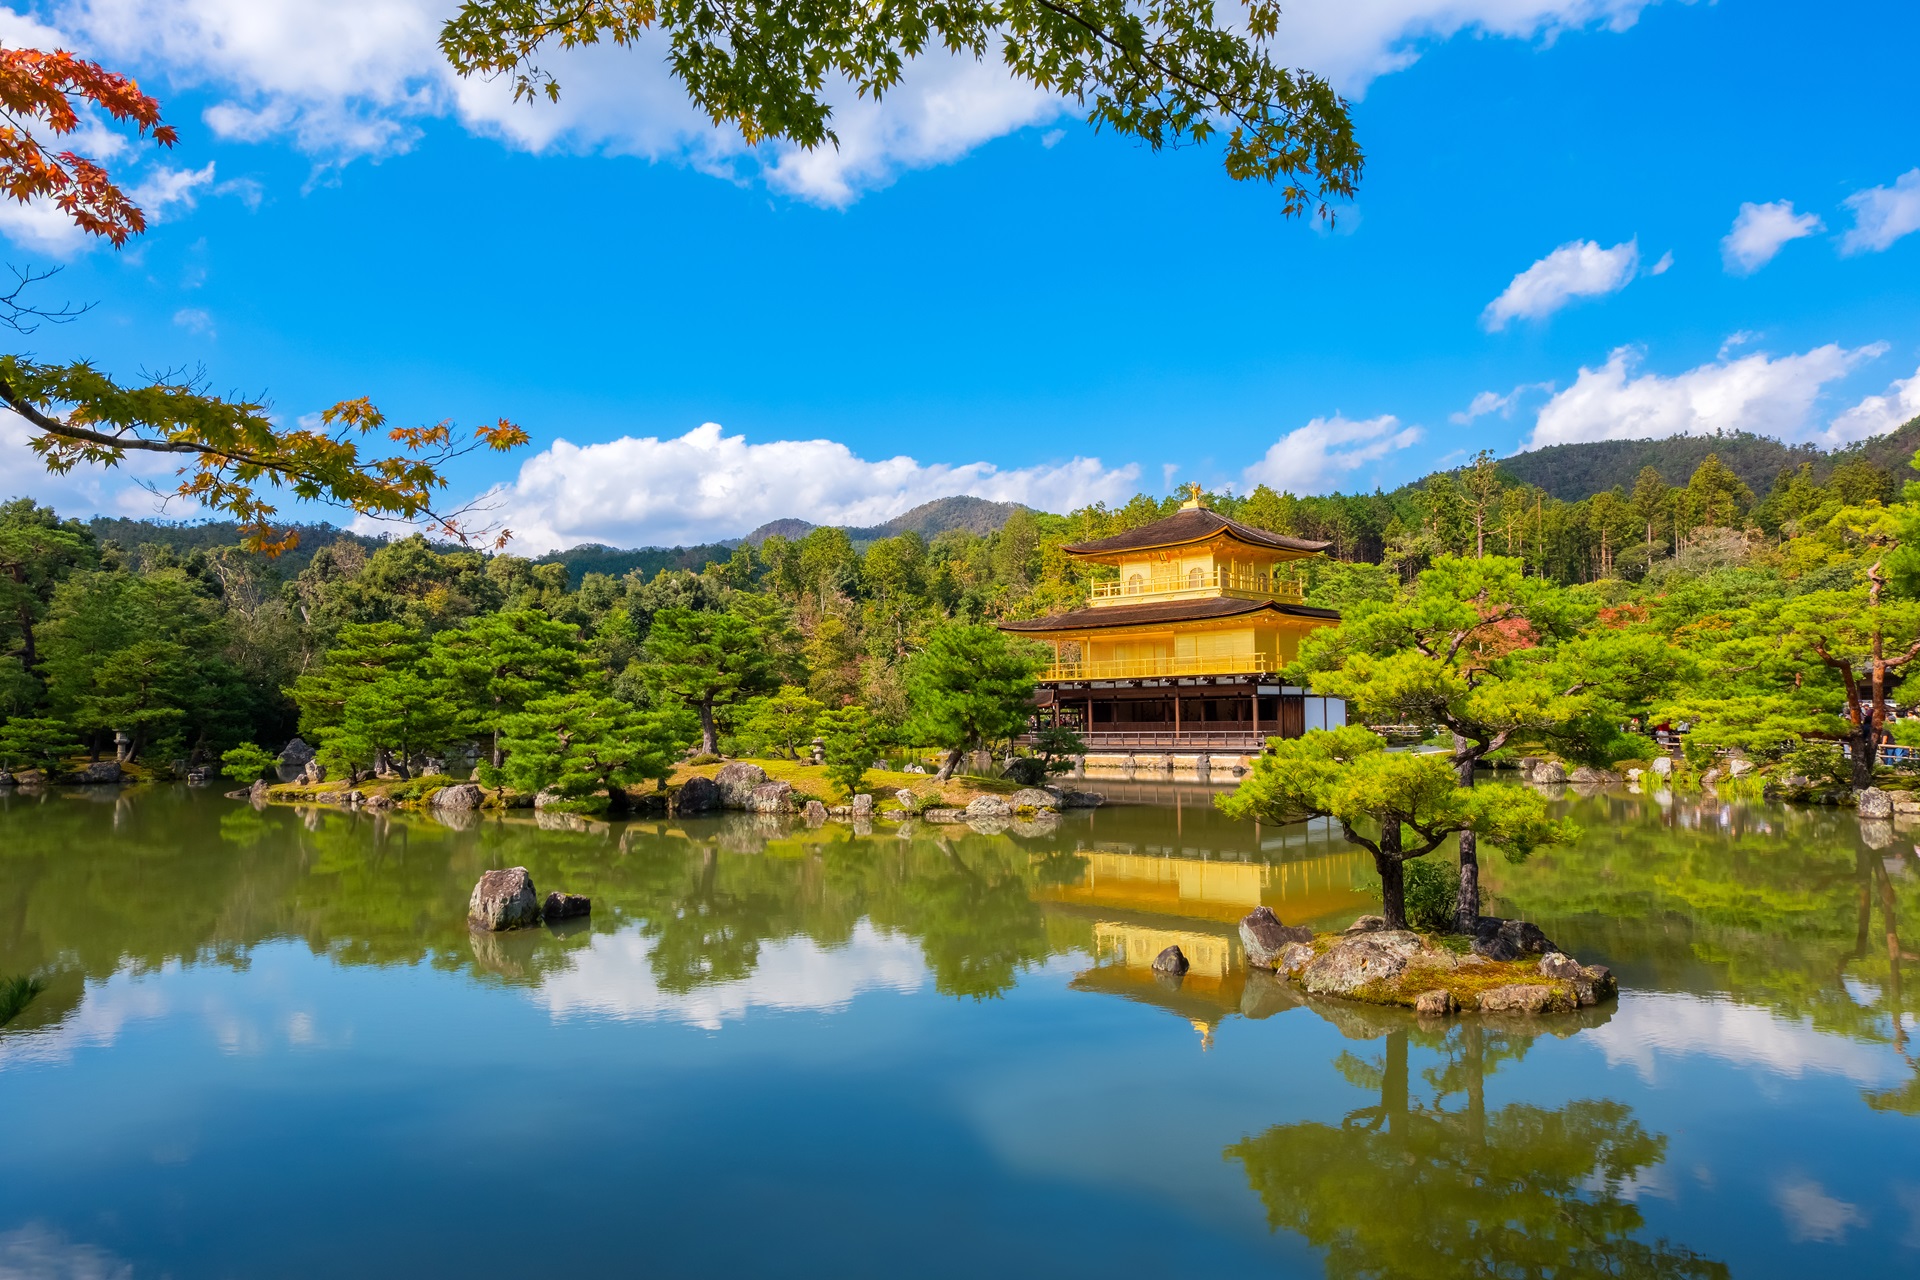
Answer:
0, 785, 1918, 1276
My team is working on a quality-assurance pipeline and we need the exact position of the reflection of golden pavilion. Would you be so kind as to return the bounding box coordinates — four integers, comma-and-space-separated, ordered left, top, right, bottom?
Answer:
1045, 846, 1377, 1047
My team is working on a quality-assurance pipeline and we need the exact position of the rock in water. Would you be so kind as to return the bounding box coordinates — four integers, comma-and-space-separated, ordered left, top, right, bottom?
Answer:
802, 799, 828, 825
1478, 983, 1554, 1014
894, 788, 918, 811
1239, 906, 1314, 969
1857, 787, 1894, 818
1008, 788, 1059, 812
1538, 952, 1584, 980
714, 762, 769, 808
1152, 945, 1190, 976
1569, 765, 1621, 786
542, 891, 590, 921
1414, 989, 1457, 1017
965, 795, 1013, 819
1649, 756, 1674, 776
1277, 942, 1316, 976
675, 776, 721, 814
1301, 931, 1426, 997
470, 868, 540, 931
75, 761, 122, 784
1471, 917, 1559, 962
851, 793, 874, 817
433, 783, 484, 810
744, 781, 795, 813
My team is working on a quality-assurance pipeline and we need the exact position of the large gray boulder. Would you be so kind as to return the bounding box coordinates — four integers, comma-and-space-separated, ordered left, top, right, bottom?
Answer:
802, 799, 828, 825
277, 737, 315, 782
469, 867, 540, 931
1479, 983, 1554, 1014
744, 781, 795, 813
965, 795, 1013, 819
1046, 787, 1105, 808
1300, 930, 1426, 998
433, 783, 485, 810
1238, 906, 1313, 970
74, 760, 122, 784
1008, 788, 1058, 812
851, 793, 874, 818
675, 776, 721, 814
1857, 787, 1894, 818
714, 762, 769, 808
1152, 945, 1190, 976
1568, 765, 1621, 786
1471, 916, 1559, 961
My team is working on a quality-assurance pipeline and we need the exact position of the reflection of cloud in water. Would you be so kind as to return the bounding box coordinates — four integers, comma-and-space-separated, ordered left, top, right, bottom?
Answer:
1588, 992, 1898, 1086
535, 921, 926, 1031
0, 1222, 133, 1279
1772, 1174, 1868, 1243
0, 963, 171, 1070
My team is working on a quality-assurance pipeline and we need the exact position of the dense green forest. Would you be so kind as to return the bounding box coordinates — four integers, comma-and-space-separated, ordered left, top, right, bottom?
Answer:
4, 417, 1919, 818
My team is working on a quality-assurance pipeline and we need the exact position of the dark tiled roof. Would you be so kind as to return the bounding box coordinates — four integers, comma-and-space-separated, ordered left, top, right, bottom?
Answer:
999, 596, 1341, 633
1063, 507, 1331, 556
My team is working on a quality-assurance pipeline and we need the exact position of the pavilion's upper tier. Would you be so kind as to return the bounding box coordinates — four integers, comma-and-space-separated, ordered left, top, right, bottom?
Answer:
1064, 498, 1330, 607
1062, 504, 1331, 565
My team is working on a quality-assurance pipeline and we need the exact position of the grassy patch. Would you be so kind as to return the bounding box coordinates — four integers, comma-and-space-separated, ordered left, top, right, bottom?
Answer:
0, 974, 46, 1027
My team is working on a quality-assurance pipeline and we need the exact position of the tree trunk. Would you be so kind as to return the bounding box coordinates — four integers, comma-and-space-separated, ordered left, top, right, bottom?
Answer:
1376, 822, 1408, 929
1851, 718, 1878, 789
1453, 737, 1480, 932
491, 726, 503, 770
933, 745, 965, 782
698, 700, 718, 755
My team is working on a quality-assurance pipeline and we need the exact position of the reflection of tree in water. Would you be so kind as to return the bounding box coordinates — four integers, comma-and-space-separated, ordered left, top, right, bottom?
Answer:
1854, 841, 1920, 1113
1228, 1017, 1728, 1280
639, 845, 784, 992
887, 837, 1049, 999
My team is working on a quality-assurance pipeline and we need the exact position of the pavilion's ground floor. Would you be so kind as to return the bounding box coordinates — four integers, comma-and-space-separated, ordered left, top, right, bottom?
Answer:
1028, 674, 1347, 752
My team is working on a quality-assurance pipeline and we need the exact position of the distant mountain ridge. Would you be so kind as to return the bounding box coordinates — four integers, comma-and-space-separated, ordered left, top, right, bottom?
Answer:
1495, 417, 1920, 501
744, 495, 1033, 546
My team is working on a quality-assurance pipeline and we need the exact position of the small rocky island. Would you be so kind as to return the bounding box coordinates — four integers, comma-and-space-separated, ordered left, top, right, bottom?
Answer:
1235, 906, 1617, 1016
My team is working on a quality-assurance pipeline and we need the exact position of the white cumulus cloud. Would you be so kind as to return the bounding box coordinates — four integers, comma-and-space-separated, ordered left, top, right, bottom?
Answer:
1722, 199, 1823, 274
1841, 168, 1920, 255
46, 0, 1664, 206
1482, 238, 1643, 330
1243, 413, 1422, 495
1825, 360, 1920, 445
1772, 1176, 1868, 1244
1526, 341, 1886, 448
482, 421, 1140, 552
0, 158, 220, 257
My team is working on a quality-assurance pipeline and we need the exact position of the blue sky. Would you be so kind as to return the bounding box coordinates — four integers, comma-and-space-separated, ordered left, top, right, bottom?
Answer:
2, 0, 1917, 550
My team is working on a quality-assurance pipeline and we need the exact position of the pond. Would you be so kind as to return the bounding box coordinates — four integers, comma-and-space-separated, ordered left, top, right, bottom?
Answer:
0, 782, 1915, 1277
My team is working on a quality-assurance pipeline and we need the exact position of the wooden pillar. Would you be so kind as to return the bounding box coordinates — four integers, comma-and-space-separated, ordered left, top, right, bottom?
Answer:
1086, 695, 1094, 737
1174, 693, 1181, 741
1251, 687, 1259, 742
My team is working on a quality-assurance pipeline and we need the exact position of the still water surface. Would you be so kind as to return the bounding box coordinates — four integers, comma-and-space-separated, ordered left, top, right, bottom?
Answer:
1, 783, 1916, 1276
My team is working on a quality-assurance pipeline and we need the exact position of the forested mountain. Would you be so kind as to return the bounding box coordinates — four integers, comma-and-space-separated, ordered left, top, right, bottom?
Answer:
746, 496, 1033, 546
533, 540, 742, 584
84, 518, 386, 576
1498, 419, 1920, 500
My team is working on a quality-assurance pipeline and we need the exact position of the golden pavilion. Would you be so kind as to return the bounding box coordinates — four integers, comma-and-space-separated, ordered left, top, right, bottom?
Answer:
1000, 488, 1346, 750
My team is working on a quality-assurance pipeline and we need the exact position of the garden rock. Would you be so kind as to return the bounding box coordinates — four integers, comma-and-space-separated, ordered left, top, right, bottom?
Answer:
851, 793, 873, 817
1471, 917, 1559, 962
542, 891, 591, 922
75, 761, 121, 784
469, 867, 540, 931
532, 788, 564, 811
965, 795, 1013, 819
277, 737, 315, 782
1478, 983, 1554, 1014
1649, 755, 1674, 776
1238, 906, 1314, 970
249, 778, 271, 801
433, 783, 485, 810
1277, 942, 1316, 976
1046, 787, 1105, 808
922, 808, 965, 823
1300, 930, 1426, 998
1152, 945, 1190, 976
1008, 788, 1059, 812
1534, 760, 1567, 784
802, 799, 828, 824
1568, 765, 1621, 786
1538, 952, 1584, 980
744, 781, 795, 814
1344, 915, 1387, 934
1857, 787, 1894, 818
675, 776, 721, 814
714, 762, 769, 808
0, 771, 12, 787
894, 788, 918, 811
1414, 989, 1457, 1017
1726, 758, 1754, 778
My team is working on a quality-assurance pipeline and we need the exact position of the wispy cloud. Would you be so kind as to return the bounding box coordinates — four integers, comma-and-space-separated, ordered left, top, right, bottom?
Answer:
1840, 168, 1920, 255
1243, 413, 1422, 494
1482, 239, 1645, 330
1722, 200, 1823, 274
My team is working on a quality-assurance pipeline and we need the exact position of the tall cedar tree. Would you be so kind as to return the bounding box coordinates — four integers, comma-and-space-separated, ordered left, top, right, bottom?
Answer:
645, 607, 778, 755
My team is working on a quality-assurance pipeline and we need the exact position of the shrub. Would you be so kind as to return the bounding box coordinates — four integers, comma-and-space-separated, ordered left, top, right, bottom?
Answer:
219, 743, 279, 786
1402, 858, 1459, 933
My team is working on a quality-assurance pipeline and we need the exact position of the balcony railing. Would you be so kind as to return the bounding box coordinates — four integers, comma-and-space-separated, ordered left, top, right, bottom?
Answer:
1041, 653, 1270, 681
1089, 568, 1304, 604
